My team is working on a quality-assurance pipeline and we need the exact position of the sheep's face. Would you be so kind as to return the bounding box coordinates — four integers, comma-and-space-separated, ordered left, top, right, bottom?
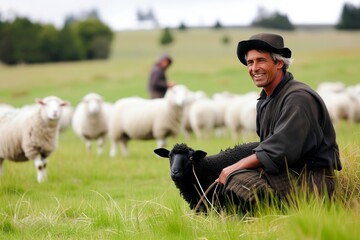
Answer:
165, 85, 190, 107
86, 98, 102, 115
154, 144, 207, 181
37, 96, 68, 122
169, 153, 193, 181
83, 93, 103, 115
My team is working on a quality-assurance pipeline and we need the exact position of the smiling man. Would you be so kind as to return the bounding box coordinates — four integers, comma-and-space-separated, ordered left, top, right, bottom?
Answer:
218, 33, 342, 206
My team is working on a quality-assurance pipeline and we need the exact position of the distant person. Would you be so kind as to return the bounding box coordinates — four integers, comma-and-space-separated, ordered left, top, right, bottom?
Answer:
148, 54, 175, 99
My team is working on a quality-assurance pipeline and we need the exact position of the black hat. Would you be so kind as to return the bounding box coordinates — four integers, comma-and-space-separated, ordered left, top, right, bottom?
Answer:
237, 33, 292, 66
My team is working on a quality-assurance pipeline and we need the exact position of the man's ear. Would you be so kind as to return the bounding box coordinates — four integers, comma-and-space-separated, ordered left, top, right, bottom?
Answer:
276, 59, 284, 70
154, 148, 170, 158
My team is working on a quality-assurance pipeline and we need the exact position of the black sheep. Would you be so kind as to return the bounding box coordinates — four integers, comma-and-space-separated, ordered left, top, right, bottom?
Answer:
154, 142, 259, 212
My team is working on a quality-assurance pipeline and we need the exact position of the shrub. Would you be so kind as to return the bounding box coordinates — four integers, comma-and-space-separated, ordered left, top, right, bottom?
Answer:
160, 27, 174, 46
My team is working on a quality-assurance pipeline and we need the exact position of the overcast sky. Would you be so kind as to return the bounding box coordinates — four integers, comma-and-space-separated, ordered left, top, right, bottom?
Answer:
1, 0, 359, 30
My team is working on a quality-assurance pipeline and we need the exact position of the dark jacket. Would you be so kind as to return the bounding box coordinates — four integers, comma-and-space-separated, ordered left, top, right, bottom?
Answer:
254, 72, 341, 174
148, 63, 168, 98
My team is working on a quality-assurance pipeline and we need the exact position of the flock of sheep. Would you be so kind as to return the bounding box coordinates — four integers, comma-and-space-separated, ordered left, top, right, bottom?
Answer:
317, 82, 360, 125
0, 81, 359, 182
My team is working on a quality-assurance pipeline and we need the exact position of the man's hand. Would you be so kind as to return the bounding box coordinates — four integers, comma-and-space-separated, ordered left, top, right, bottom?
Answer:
218, 164, 240, 184
167, 81, 176, 88
217, 153, 262, 184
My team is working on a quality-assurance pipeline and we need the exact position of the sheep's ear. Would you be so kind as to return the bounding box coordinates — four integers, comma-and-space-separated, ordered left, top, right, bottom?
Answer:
36, 98, 45, 105
191, 150, 207, 161
61, 101, 69, 107
154, 148, 170, 158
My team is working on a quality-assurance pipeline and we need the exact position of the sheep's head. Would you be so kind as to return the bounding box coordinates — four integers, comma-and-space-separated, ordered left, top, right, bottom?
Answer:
82, 93, 104, 115
165, 85, 190, 107
154, 143, 207, 181
37, 96, 69, 123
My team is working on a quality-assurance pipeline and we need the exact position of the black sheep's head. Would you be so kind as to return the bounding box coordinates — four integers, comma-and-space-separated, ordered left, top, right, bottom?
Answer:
154, 143, 207, 181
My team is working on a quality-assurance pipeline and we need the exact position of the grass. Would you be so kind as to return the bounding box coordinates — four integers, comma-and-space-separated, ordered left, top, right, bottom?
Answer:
0, 28, 360, 239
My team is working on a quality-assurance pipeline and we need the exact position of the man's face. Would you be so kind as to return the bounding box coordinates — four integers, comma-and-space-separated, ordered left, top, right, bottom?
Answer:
160, 59, 171, 69
246, 50, 283, 89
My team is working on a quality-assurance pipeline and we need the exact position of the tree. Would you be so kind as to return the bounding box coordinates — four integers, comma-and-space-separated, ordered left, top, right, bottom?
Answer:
71, 18, 113, 59
0, 17, 44, 64
336, 3, 360, 30
0, 20, 17, 64
251, 7, 295, 31
221, 35, 230, 45
91, 36, 112, 59
178, 22, 187, 31
160, 27, 174, 46
0, 11, 114, 65
38, 24, 61, 62
57, 25, 86, 61
136, 8, 158, 28
64, 14, 78, 27
213, 20, 223, 29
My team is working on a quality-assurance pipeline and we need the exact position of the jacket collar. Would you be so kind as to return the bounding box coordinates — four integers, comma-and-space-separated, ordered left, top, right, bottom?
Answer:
258, 72, 294, 100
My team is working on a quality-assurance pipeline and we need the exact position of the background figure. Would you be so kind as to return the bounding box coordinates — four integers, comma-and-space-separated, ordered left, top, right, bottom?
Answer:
148, 54, 175, 98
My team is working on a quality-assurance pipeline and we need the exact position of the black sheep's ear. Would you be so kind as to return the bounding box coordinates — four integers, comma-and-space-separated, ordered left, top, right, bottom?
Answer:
190, 150, 207, 161
154, 148, 170, 158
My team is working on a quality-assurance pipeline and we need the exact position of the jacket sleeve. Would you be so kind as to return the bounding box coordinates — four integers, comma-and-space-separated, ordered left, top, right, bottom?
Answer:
254, 92, 322, 174
149, 66, 168, 91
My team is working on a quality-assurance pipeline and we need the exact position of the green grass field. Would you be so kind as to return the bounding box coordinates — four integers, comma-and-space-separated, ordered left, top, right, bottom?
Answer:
0, 28, 360, 239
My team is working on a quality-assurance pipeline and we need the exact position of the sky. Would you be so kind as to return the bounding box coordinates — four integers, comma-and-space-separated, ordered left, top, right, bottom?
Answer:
1, 0, 359, 31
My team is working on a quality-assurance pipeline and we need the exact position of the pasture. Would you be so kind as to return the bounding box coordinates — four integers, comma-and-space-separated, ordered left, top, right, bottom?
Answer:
0, 28, 360, 239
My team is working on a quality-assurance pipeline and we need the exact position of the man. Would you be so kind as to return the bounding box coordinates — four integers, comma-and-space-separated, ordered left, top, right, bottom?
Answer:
218, 33, 342, 202
148, 54, 175, 99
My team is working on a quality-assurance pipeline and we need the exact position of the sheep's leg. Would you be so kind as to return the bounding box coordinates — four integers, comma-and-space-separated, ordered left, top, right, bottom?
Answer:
193, 127, 202, 139
110, 140, 118, 158
214, 127, 224, 138
97, 137, 104, 156
183, 129, 191, 139
157, 139, 166, 148
34, 155, 47, 183
0, 158, 3, 176
231, 127, 239, 140
120, 140, 128, 157
85, 140, 92, 151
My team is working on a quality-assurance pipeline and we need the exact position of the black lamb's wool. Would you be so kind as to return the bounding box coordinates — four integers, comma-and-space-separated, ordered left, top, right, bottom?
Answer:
170, 142, 259, 212
171, 143, 193, 155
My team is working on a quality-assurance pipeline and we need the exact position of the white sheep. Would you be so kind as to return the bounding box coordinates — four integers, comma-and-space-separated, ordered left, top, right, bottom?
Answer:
317, 82, 360, 125
318, 89, 357, 125
0, 104, 15, 116
346, 84, 360, 123
108, 84, 190, 157
224, 91, 258, 140
180, 90, 207, 138
0, 96, 68, 182
188, 97, 217, 139
59, 105, 74, 132
238, 97, 258, 136
317, 81, 346, 93
212, 91, 236, 137
72, 93, 112, 155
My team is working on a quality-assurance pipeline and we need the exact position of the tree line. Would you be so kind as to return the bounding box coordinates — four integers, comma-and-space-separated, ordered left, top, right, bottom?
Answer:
336, 2, 360, 29
0, 3, 359, 65
161, 2, 360, 47
0, 13, 113, 65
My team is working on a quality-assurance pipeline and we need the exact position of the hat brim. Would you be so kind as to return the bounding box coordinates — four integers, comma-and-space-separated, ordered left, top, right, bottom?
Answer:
237, 39, 292, 66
